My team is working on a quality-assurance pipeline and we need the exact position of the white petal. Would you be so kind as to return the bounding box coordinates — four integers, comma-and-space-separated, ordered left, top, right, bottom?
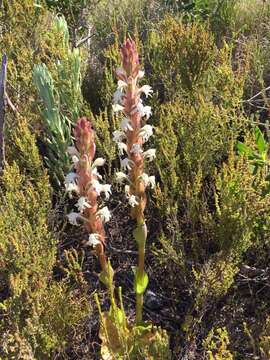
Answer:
136, 101, 152, 119
140, 125, 153, 142
64, 172, 77, 185
67, 212, 81, 226
143, 149, 156, 161
117, 142, 128, 156
115, 171, 128, 183
72, 155, 79, 165
112, 104, 124, 113
92, 167, 103, 180
97, 206, 111, 223
149, 176, 156, 189
137, 70, 144, 79
86, 233, 101, 247
91, 179, 103, 195
102, 184, 112, 200
120, 117, 133, 132
143, 106, 152, 119
139, 85, 153, 98
92, 158, 106, 167
120, 158, 133, 171
128, 195, 139, 207
113, 89, 124, 104
75, 196, 91, 212
65, 182, 79, 193
140, 173, 149, 186
113, 130, 126, 143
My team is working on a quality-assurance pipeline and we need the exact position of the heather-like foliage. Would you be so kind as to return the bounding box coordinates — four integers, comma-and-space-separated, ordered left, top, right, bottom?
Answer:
148, 16, 216, 95
2, 0, 270, 359
0, 121, 90, 358
203, 327, 233, 359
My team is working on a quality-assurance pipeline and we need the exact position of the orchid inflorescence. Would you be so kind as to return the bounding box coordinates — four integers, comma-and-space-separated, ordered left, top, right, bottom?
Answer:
112, 40, 156, 222
112, 39, 156, 323
62, 39, 171, 358
65, 117, 111, 272
65, 39, 156, 327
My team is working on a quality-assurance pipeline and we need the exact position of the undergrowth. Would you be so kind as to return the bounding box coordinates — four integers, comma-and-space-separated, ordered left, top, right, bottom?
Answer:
1, 0, 270, 359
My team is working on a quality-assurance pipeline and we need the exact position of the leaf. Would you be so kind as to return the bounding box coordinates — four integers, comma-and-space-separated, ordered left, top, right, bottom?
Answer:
115, 307, 125, 325
99, 262, 114, 287
133, 223, 147, 247
237, 141, 255, 159
134, 268, 149, 295
99, 313, 121, 360
255, 126, 267, 157
99, 311, 129, 359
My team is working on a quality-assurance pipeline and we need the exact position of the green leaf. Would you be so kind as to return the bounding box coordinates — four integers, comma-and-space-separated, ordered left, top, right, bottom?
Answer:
237, 141, 255, 159
99, 262, 114, 287
255, 126, 267, 157
133, 223, 147, 247
134, 268, 149, 295
109, 306, 125, 327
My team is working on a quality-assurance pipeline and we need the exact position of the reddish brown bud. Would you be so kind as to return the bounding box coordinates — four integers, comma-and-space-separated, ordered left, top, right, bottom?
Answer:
121, 39, 139, 77
74, 117, 95, 159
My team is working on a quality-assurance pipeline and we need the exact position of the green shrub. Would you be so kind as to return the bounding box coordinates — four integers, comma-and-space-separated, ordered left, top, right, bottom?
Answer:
147, 16, 216, 97
150, 16, 267, 319
0, 120, 90, 359
203, 327, 234, 359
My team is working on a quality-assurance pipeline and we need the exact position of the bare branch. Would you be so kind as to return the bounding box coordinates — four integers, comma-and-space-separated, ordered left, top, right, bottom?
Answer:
5, 92, 18, 114
75, 33, 95, 48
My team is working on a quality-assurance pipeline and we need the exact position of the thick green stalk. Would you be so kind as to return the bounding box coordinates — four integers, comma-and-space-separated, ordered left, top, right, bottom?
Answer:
136, 245, 145, 323
134, 219, 148, 324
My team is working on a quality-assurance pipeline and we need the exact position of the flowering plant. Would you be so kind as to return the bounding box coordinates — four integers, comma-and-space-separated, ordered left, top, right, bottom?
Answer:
112, 39, 155, 323
65, 116, 112, 282
64, 42, 170, 359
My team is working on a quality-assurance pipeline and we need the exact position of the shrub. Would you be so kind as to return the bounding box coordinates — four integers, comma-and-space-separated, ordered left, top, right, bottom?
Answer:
147, 16, 216, 97
203, 327, 234, 360
0, 120, 90, 359
33, 16, 84, 187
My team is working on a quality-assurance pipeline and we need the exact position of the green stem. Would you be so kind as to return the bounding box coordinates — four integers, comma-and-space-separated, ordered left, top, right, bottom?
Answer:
136, 241, 145, 324
136, 292, 143, 323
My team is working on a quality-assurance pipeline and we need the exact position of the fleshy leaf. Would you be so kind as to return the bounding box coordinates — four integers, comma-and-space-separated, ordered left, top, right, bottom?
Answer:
134, 267, 149, 295
133, 223, 147, 247
99, 261, 114, 286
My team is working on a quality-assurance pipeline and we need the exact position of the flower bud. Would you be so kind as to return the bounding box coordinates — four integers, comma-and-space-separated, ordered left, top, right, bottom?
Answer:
74, 117, 96, 159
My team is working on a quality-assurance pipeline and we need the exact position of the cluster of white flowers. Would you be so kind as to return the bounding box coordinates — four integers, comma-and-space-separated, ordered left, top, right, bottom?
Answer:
65, 146, 112, 241
86, 233, 101, 248
112, 70, 156, 206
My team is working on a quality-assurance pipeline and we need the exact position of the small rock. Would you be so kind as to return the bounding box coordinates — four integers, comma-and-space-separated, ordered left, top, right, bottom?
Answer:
144, 290, 164, 310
